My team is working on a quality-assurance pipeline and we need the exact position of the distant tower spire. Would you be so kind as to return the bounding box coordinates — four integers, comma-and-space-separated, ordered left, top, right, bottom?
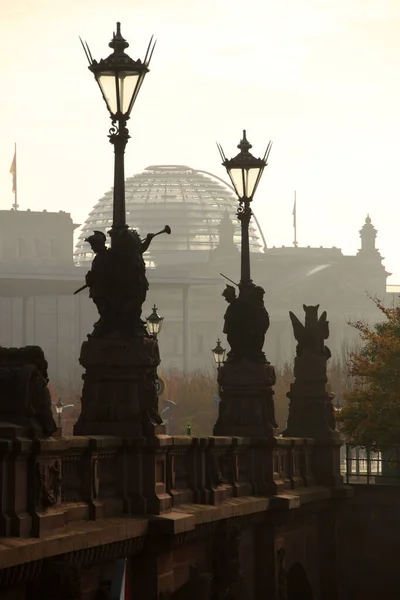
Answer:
218, 211, 236, 249
211, 211, 238, 259
358, 214, 378, 254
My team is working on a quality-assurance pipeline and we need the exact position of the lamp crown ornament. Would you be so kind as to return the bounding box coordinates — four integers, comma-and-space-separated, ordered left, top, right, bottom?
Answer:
109, 22, 129, 52
237, 129, 252, 153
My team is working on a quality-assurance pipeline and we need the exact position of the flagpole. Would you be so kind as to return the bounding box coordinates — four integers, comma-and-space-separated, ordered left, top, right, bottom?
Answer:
293, 190, 298, 248
14, 143, 18, 211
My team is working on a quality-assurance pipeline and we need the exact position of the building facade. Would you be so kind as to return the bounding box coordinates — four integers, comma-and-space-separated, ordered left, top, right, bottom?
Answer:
0, 168, 391, 385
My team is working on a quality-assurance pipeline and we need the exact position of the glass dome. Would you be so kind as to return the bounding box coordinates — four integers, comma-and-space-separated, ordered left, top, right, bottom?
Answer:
74, 165, 266, 267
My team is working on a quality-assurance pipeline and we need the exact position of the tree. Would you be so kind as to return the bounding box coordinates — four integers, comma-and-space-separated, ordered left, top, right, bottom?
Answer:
339, 297, 400, 448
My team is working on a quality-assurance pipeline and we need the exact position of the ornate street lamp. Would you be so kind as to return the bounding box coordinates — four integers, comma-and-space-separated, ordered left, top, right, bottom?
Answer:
81, 23, 156, 237
146, 304, 164, 339
217, 131, 272, 288
212, 339, 226, 369
334, 397, 343, 413
212, 338, 226, 398
54, 397, 74, 431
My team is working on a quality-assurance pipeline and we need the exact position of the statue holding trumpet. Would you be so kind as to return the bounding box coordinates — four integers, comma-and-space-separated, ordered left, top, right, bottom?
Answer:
75, 225, 171, 337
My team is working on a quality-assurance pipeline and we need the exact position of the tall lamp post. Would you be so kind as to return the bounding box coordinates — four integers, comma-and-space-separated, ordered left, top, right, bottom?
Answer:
217, 131, 272, 289
74, 25, 166, 439
81, 23, 155, 239
214, 131, 277, 438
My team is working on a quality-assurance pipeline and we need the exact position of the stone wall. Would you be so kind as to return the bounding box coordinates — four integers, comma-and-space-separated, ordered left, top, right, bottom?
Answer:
337, 484, 400, 599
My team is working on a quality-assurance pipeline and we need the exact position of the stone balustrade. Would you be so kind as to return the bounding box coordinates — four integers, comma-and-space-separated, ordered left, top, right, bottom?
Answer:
0, 432, 327, 539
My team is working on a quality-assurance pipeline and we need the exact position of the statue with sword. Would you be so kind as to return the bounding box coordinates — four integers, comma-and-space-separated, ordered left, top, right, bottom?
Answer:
74, 225, 171, 337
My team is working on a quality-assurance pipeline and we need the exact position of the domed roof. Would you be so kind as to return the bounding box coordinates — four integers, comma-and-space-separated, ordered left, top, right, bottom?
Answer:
74, 165, 266, 267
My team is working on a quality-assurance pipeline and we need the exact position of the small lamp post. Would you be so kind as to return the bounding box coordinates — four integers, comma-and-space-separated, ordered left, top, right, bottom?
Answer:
146, 304, 164, 340
212, 339, 226, 370
212, 339, 226, 397
161, 399, 176, 435
54, 397, 74, 433
334, 397, 343, 432
55, 398, 64, 429
217, 131, 272, 289
81, 23, 155, 239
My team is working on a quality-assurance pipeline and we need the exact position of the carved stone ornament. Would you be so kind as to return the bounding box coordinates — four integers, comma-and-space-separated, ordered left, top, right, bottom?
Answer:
36, 461, 61, 509
289, 304, 331, 359
0, 346, 57, 438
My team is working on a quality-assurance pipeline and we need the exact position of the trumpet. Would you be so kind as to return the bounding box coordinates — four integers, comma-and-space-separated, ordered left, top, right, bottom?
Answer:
143, 224, 171, 242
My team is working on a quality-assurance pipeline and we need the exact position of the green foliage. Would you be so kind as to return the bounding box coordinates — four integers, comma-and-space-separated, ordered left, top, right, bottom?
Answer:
339, 298, 400, 448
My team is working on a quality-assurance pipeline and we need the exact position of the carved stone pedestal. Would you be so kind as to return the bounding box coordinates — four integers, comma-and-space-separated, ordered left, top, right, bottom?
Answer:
213, 359, 277, 438
74, 336, 165, 437
283, 355, 340, 442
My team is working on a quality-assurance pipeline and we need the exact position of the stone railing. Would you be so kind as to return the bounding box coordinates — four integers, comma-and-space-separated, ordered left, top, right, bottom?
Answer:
0, 433, 327, 539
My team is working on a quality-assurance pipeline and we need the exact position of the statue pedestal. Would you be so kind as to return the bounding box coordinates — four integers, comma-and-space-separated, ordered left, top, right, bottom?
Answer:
213, 359, 276, 438
282, 355, 340, 441
74, 336, 165, 437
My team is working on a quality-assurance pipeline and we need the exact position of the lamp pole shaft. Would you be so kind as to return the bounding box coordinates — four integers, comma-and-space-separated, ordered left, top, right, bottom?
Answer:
110, 118, 130, 238
239, 202, 252, 287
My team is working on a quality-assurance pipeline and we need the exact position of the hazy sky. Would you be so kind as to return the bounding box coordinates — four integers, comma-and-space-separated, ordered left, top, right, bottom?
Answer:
1, 0, 400, 281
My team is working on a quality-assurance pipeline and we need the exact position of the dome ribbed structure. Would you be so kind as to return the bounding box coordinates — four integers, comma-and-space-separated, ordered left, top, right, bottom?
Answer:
74, 165, 265, 267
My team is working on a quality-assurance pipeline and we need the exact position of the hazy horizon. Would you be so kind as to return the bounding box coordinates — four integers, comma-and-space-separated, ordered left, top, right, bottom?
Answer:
1, 0, 400, 280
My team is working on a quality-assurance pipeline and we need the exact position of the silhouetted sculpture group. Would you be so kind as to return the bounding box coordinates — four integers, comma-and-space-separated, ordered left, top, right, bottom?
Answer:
84, 227, 155, 337
222, 284, 270, 363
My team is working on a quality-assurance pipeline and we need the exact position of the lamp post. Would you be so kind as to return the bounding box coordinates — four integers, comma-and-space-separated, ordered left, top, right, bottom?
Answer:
75, 25, 166, 439
146, 304, 164, 340
54, 397, 74, 433
213, 132, 277, 438
217, 131, 272, 289
212, 338, 226, 401
333, 397, 343, 432
212, 338, 226, 379
81, 23, 155, 239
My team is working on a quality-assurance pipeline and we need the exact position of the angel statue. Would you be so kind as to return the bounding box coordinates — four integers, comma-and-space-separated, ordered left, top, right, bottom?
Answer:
289, 304, 331, 359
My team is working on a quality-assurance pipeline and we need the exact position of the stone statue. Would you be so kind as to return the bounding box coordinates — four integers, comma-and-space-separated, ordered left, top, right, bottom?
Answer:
85, 231, 112, 332
283, 304, 340, 440
222, 284, 270, 363
289, 304, 331, 359
84, 228, 155, 337
0, 346, 57, 438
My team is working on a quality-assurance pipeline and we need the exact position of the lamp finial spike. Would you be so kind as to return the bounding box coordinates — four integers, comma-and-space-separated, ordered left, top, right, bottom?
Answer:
109, 21, 129, 51
238, 130, 252, 153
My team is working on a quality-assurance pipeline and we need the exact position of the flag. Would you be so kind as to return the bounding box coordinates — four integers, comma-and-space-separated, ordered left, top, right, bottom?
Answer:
110, 558, 130, 600
10, 145, 16, 194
